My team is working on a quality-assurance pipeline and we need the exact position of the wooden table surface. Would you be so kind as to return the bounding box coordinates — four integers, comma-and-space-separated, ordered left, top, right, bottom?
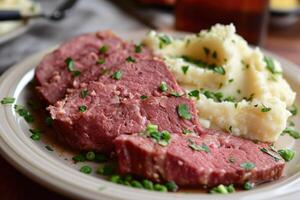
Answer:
0, 5, 299, 200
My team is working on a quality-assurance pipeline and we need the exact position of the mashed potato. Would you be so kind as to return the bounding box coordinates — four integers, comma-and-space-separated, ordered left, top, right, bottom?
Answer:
143, 24, 296, 142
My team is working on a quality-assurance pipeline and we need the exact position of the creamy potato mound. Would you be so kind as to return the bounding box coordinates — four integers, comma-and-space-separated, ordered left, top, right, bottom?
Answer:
143, 24, 296, 142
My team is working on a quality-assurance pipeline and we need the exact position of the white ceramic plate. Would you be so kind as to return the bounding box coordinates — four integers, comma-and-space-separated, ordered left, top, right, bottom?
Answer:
0, 31, 300, 200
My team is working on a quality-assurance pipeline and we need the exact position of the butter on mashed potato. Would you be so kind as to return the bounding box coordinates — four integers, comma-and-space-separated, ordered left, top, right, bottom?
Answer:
143, 24, 296, 142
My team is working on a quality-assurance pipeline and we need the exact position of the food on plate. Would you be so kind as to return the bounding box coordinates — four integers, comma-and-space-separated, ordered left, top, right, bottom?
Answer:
143, 24, 296, 143
0, 0, 39, 36
29, 24, 298, 192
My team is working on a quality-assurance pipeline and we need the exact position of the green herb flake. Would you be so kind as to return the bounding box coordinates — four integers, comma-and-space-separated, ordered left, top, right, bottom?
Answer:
1, 97, 15, 105
112, 70, 122, 80
188, 90, 200, 100
65, 57, 81, 77
181, 65, 189, 75
134, 44, 142, 53
278, 148, 295, 161
159, 81, 168, 92
243, 181, 254, 190
78, 105, 87, 112
97, 58, 105, 65
209, 184, 235, 194
213, 66, 226, 75
145, 124, 171, 146
281, 127, 300, 139
188, 139, 210, 153
159, 35, 172, 49
140, 95, 148, 100
14, 104, 34, 123
177, 104, 192, 120
99, 45, 108, 54
169, 92, 184, 97
240, 162, 255, 170
288, 104, 298, 116
126, 56, 136, 63
228, 79, 234, 83
29, 129, 41, 141
80, 165, 92, 174
261, 105, 271, 112
45, 145, 54, 151
183, 129, 192, 135
80, 89, 88, 98
264, 56, 280, 74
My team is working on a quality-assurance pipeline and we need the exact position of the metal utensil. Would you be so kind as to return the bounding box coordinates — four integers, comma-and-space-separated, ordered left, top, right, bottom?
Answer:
0, 0, 78, 21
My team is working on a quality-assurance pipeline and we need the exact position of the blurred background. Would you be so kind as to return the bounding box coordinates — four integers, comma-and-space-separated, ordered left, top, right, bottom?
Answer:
0, 0, 300, 199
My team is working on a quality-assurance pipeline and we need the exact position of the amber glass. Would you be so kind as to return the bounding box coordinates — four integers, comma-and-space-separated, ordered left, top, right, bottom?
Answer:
175, 0, 270, 45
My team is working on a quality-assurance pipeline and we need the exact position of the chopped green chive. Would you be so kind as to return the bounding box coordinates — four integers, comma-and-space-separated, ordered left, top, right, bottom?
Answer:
140, 95, 148, 100
177, 104, 192, 120
278, 148, 295, 161
203, 90, 223, 102
183, 129, 192, 135
65, 57, 81, 77
169, 92, 184, 97
86, 151, 96, 161
288, 104, 298, 116
181, 65, 189, 75
45, 145, 54, 151
80, 89, 88, 98
78, 105, 87, 112
97, 58, 105, 65
112, 70, 122, 80
188, 90, 200, 100
228, 79, 234, 83
126, 56, 136, 63
159, 35, 172, 49
99, 45, 108, 54
260, 147, 282, 162
223, 96, 236, 102
188, 139, 210, 153
243, 181, 254, 190
159, 81, 168, 92
72, 154, 86, 163
14, 105, 34, 123
264, 56, 280, 74
1, 97, 15, 105
213, 66, 226, 75
281, 127, 300, 139
146, 123, 158, 133
261, 105, 271, 112
209, 184, 235, 194
29, 129, 41, 141
134, 44, 142, 53
80, 165, 92, 174
240, 162, 255, 170
144, 124, 171, 146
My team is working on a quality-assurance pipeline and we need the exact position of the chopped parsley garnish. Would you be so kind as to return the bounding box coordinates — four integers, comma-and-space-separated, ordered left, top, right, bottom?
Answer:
243, 181, 254, 190
177, 104, 192, 120
223, 96, 236, 102
181, 65, 189, 75
260, 147, 282, 162
126, 56, 136, 63
45, 145, 54, 151
80, 89, 88, 98
14, 104, 34, 123
65, 57, 81, 77
78, 105, 87, 112
159, 81, 168, 92
99, 45, 108, 54
288, 104, 298, 116
209, 184, 235, 194
80, 165, 92, 174
29, 129, 41, 141
112, 70, 122, 80
240, 162, 255, 170
188, 139, 209, 153
134, 44, 142, 53
183, 129, 192, 135
144, 124, 171, 146
203, 47, 210, 56
281, 127, 300, 139
244, 93, 255, 102
188, 90, 200, 100
97, 58, 105, 65
140, 95, 148, 100
261, 105, 271, 112
202, 90, 223, 102
212, 51, 217, 59
278, 148, 295, 161
158, 35, 172, 49
1, 97, 15, 105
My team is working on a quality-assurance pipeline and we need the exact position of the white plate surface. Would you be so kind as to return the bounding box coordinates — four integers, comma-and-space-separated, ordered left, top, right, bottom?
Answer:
0, 31, 300, 200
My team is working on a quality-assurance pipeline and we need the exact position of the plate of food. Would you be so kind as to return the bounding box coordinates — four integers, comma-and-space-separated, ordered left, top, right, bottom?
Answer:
0, 24, 300, 200
0, 0, 39, 45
